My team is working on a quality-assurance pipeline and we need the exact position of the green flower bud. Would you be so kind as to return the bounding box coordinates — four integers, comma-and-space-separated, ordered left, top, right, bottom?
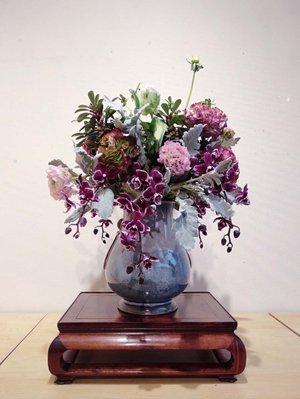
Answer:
222, 127, 235, 140
188, 56, 203, 72
137, 86, 160, 115
191, 56, 200, 64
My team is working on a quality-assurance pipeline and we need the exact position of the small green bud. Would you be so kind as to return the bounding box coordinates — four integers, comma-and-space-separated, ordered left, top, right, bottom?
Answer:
191, 56, 200, 64
188, 56, 203, 72
222, 127, 236, 140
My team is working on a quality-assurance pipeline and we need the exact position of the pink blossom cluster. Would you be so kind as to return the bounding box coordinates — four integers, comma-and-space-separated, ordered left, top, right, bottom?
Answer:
185, 102, 228, 138
47, 165, 75, 201
158, 141, 191, 176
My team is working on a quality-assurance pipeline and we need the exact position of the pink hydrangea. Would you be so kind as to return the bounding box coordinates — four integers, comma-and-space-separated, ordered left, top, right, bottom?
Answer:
158, 141, 191, 176
47, 165, 75, 200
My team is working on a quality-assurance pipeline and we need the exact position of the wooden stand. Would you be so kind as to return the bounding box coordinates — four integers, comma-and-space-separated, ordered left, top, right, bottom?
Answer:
48, 292, 246, 384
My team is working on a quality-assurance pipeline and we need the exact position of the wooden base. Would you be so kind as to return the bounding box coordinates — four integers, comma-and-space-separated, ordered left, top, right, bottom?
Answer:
48, 292, 246, 383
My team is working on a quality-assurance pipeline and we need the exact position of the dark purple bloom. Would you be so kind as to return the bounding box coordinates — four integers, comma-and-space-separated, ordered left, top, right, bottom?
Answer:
217, 218, 227, 231
154, 193, 162, 206
192, 163, 207, 175
140, 254, 159, 270
77, 176, 95, 203
142, 186, 155, 201
115, 193, 139, 213
120, 231, 138, 250
93, 169, 106, 183
80, 217, 87, 227
64, 195, 76, 212
129, 176, 142, 190
136, 169, 149, 182
150, 168, 163, 183
122, 218, 150, 234
235, 184, 250, 205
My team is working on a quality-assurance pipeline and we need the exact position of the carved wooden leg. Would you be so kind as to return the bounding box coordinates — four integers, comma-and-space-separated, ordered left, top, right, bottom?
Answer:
218, 375, 237, 383
55, 376, 75, 385
48, 335, 76, 384
227, 333, 247, 376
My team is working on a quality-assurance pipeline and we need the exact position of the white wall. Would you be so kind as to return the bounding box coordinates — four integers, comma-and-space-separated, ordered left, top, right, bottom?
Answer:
0, 0, 299, 313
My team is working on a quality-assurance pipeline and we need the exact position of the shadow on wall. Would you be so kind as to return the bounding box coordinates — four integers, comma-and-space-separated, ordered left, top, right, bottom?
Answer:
75, 236, 112, 293
188, 245, 231, 312
75, 211, 123, 292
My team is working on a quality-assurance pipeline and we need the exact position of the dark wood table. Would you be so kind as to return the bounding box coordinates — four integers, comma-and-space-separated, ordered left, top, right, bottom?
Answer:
48, 292, 246, 384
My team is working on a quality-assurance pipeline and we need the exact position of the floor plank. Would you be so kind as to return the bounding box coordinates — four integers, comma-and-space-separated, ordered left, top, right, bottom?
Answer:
270, 313, 300, 336
0, 314, 45, 364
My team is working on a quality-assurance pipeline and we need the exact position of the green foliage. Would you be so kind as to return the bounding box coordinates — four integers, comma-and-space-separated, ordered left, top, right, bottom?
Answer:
157, 96, 185, 128
119, 94, 128, 107
203, 98, 215, 106
72, 91, 115, 154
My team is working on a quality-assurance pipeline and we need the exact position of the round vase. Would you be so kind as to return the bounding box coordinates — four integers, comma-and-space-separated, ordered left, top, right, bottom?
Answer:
104, 202, 191, 315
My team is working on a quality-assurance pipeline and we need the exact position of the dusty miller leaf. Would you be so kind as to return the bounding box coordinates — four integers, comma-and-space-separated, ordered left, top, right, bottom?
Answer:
163, 168, 171, 185
48, 159, 69, 168
48, 159, 77, 177
75, 149, 93, 174
182, 124, 203, 156
103, 96, 126, 118
129, 124, 147, 165
173, 198, 199, 250
221, 137, 240, 148
64, 205, 90, 224
215, 158, 232, 174
198, 171, 222, 187
207, 195, 234, 219
92, 188, 114, 219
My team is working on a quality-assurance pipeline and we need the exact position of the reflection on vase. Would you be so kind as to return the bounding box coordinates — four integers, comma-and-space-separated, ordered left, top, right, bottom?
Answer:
104, 202, 191, 315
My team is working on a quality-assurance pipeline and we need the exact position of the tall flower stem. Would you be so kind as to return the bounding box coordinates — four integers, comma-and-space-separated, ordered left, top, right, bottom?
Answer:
185, 57, 203, 109
185, 70, 196, 109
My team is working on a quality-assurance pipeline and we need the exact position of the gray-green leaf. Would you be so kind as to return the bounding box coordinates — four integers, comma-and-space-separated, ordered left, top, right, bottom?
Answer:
48, 159, 77, 177
207, 195, 234, 219
215, 158, 232, 174
103, 96, 125, 118
65, 205, 90, 224
182, 124, 203, 156
75, 149, 93, 174
221, 137, 240, 147
173, 198, 199, 250
92, 188, 114, 219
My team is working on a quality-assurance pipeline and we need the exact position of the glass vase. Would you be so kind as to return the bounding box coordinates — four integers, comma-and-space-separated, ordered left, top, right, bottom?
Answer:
104, 202, 191, 315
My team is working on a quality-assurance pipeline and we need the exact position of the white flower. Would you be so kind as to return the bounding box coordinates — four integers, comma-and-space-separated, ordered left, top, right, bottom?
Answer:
137, 86, 160, 115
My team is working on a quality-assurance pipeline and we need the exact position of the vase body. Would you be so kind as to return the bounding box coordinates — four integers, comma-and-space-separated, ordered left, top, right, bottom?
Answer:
104, 202, 191, 315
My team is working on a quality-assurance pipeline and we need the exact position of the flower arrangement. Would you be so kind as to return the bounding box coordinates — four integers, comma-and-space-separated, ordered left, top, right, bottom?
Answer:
47, 58, 249, 277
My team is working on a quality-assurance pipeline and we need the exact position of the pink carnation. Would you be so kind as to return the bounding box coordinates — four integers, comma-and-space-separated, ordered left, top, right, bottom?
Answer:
185, 102, 227, 138
47, 165, 75, 200
158, 141, 191, 176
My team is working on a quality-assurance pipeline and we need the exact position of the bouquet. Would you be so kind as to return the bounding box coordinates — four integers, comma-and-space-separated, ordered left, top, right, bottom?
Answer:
47, 58, 249, 274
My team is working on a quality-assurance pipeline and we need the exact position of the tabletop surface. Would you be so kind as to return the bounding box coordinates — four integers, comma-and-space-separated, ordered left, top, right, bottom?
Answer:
0, 308, 299, 398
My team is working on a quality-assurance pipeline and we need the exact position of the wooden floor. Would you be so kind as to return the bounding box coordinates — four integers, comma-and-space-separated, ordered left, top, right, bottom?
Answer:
0, 312, 299, 398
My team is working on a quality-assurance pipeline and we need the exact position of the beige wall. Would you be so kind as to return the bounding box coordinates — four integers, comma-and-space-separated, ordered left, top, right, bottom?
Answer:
1, 0, 299, 312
